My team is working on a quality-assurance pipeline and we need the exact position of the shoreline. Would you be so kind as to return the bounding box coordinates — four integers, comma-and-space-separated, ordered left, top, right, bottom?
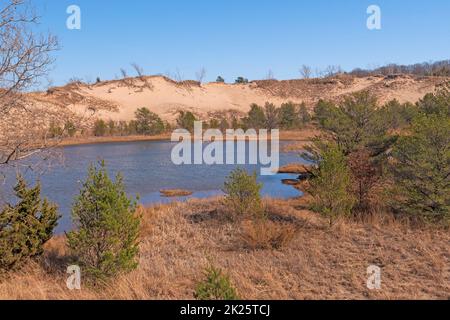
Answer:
58, 129, 318, 148
59, 134, 172, 147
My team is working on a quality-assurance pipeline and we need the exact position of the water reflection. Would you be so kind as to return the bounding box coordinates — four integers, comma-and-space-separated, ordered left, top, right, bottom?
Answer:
0, 140, 308, 233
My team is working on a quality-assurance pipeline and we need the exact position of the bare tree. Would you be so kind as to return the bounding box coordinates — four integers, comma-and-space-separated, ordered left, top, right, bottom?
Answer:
0, 0, 63, 168
164, 69, 183, 82
131, 62, 144, 78
0, 0, 58, 113
67, 77, 83, 85
314, 67, 324, 78
130, 62, 153, 90
195, 67, 206, 83
266, 69, 275, 80
299, 65, 312, 79
120, 67, 138, 87
84, 75, 94, 85
324, 65, 342, 78
120, 68, 128, 79
172, 68, 184, 82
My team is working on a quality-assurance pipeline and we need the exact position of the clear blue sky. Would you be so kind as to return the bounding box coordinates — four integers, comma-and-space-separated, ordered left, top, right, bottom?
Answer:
36, 0, 450, 86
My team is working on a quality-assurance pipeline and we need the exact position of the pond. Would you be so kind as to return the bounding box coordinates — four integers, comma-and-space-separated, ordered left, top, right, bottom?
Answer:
0, 140, 308, 233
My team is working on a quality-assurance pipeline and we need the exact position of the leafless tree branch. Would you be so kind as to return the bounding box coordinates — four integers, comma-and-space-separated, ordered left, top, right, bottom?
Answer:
0, 0, 63, 171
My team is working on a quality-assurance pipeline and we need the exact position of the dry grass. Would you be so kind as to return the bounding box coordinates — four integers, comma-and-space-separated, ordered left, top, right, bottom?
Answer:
59, 134, 171, 147
279, 127, 321, 141
0, 197, 449, 300
58, 128, 319, 148
160, 189, 193, 197
278, 163, 312, 174
240, 219, 297, 250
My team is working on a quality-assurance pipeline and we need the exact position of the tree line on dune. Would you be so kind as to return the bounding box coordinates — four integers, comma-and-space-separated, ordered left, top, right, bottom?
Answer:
48, 101, 313, 138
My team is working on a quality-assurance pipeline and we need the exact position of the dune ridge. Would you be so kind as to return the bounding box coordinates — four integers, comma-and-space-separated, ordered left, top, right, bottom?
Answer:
30, 74, 449, 122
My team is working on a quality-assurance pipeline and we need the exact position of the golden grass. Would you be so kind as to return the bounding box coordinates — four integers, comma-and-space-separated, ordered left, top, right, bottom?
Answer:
279, 127, 321, 141
278, 163, 312, 174
59, 134, 171, 147
0, 197, 449, 300
58, 128, 320, 148
160, 189, 193, 197
240, 219, 297, 250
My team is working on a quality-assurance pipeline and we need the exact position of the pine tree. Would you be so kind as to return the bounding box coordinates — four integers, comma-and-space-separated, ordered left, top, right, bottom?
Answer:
208, 118, 220, 129
279, 102, 297, 129
264, 102, 279, 131
135, 107, 165, 135
348, 148, 381, 212
0, 176, 59, 271
307, 143, 355, 226
314, 91, 395, 156
298, 103, 311, 125
93, 119, 107, 136
67, 161, 140, 280
389, 114, 450, 225
176, 111, 197, 132
243, 103, 266, 129
195, 265, 239, 300
416, 83, 450, 116
219, 118, 229, 133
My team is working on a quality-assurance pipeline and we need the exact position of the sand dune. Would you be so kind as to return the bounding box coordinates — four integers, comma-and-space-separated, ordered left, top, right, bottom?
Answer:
32, 74, 449, 122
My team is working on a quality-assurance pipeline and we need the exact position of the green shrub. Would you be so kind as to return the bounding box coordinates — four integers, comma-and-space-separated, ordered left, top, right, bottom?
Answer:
307, 143, 355, 225
135, 107, 165, 135
243, 103, 266, 129
279, 101, 297, 129
219, 118, 229, 132
313, 91, 394, 156
108, 120, 116, 135
48, 121, 63, 138
382, 99, 419, 130
64, 121, 77, 137
0, 176, 59, 272
67, 161, 140, 281
176, 111, 197, 132
93, 119, 107, 136
127, 120, 138, 135
348, 147, 382, 213
208, 118, 220, 129
234, 77, 248, 84
230, 115, 240, 129
313, 99, 339, 128
223, 168, 264, 220
264, 102, 279, 130
298, 103, 311, 126
389, 114, 450, 225
416, 83, 449, 116
195, 265, 239, 300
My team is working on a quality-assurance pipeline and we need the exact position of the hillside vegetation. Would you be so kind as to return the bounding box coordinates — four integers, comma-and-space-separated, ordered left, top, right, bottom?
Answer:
31, 74, 449, 123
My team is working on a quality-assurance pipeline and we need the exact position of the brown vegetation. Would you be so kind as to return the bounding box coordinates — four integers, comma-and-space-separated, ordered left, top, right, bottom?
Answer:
278, 163, 312, 174
59, 134, 172, 147
0, 197, 448, 300
160, 189, 193, 197
240, 219, 297, 250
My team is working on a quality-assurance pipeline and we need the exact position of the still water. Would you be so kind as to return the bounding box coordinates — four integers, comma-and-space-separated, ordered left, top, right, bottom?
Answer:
0, 141, 307, 233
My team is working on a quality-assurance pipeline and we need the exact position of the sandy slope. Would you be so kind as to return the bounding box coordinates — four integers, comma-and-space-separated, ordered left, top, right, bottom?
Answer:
32, 74, 449, 122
